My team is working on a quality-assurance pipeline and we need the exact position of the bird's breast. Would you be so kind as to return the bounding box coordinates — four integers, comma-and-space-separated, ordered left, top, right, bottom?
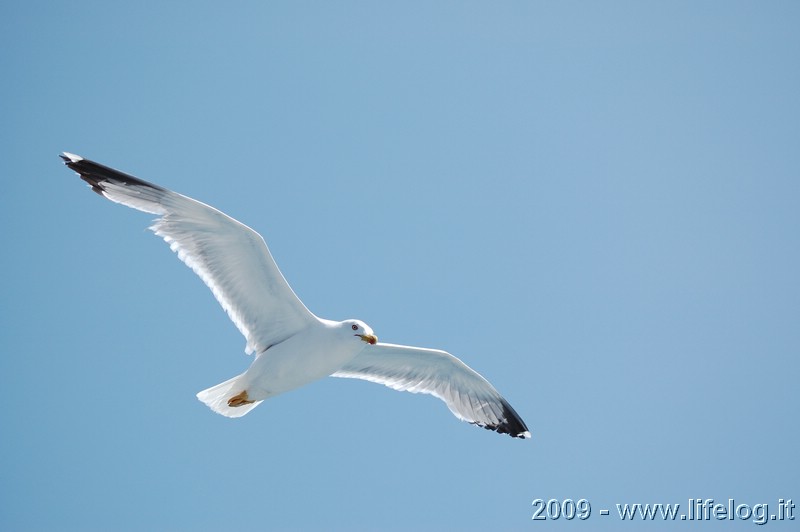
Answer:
245, 325, 365, 398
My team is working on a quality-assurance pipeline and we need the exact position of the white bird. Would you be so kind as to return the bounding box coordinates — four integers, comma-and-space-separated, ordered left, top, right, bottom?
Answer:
61, 152, 530, 439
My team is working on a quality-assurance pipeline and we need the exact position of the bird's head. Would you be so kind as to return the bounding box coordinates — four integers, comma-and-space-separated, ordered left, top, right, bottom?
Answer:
343, 319, 378, 345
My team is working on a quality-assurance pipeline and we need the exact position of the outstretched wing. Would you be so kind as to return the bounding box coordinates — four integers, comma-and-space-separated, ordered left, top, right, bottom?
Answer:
332, 342, 530, 438
61, 152, 317, 354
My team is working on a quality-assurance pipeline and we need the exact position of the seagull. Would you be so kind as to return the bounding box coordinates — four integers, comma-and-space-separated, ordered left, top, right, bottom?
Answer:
61, 152, 530, 439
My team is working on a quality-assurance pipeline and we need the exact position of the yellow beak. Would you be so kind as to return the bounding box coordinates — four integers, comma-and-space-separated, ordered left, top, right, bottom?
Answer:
358, 334, 378, 345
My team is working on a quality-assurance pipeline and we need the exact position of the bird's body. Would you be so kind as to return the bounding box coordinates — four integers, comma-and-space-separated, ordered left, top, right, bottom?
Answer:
62, 152, 530, 439
200, 319, 375, 417
247, 320, 375, 399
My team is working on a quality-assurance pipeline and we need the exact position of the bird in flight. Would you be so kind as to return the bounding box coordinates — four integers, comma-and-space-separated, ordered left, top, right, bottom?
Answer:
61, 153, 530, 439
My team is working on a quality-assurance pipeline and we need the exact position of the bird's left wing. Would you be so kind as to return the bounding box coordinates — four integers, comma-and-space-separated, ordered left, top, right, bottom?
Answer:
332, 342, 530, 438
61, 153, 318, 354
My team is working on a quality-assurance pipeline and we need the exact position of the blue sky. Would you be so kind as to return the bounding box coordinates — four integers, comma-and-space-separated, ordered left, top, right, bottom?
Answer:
2, 1, 798, 530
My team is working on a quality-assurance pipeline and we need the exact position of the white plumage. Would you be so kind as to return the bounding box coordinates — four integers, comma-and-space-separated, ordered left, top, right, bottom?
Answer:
62, 152, 530, 439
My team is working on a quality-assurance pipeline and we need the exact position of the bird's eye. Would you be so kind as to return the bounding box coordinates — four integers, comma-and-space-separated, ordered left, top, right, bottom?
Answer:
351, 324, 358, 331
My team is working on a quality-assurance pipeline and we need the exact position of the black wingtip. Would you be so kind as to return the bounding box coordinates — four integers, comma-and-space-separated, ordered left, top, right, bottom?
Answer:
59, 152, 166, 195
489, 399, 531, 439
60, 152, 84, 171
59, 152, 100, 195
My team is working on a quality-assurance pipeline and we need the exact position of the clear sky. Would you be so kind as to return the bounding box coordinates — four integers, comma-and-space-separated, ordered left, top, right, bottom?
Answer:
2, 1, 798, 531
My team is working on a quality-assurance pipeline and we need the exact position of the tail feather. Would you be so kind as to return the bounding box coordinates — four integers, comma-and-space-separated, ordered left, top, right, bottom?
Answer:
196, 373, 262, 418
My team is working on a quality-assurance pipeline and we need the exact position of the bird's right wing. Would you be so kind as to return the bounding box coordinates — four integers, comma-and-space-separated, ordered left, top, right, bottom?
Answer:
61, 152, 318, 354
332, 342, 530, 438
